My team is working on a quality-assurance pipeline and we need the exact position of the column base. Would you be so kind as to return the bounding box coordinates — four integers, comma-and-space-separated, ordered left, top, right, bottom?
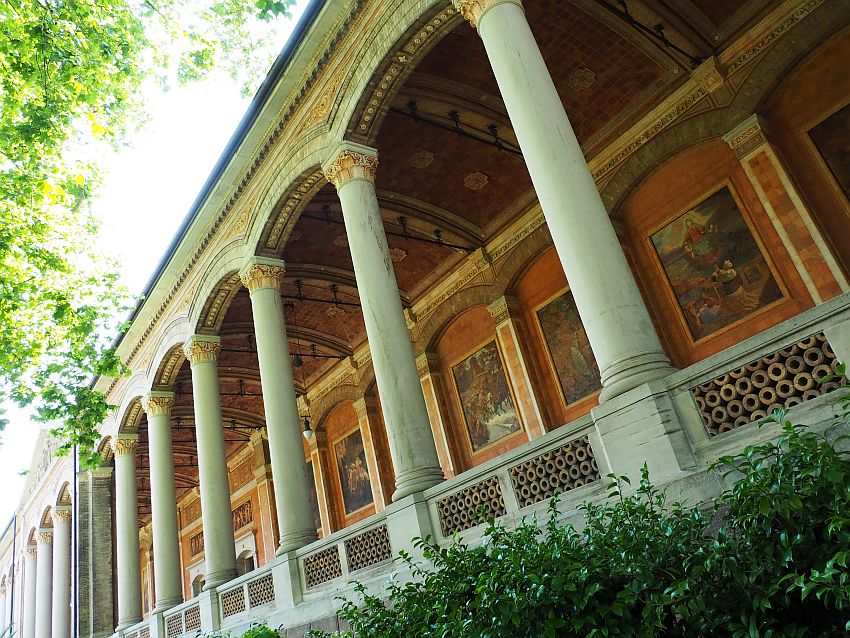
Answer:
276, 529, 318, 556
592, 380, 696, 483
391, 466, 445, 502
599, 352, 676, 403
203, 568, 237, 591
385, 492, 435, 563
151, 596, 184, 615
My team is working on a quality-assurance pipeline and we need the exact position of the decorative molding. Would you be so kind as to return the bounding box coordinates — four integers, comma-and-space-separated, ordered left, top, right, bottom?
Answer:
722, 0, 827, 74
37, 531, 53, 545
487, 295, 520, 325
112, 436, 139, 456
239, 259, 286, 293
183, 336, 222, 365
24, 547, 37, 560
415, 352, 441, 378
690, 57, 725, 93
142, 392, 175, 418
722, 114, 767, 159
324, 146, 379, 187
453, 0, 522, 29
53, 508, 72, 524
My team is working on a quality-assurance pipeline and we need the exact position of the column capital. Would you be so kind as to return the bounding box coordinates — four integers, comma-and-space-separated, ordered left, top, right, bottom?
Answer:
722, 114, 768, 160
239, 257, 286, 293
53, 506, 72, 523
453, 0, 522, 29
487, 294, 521, 325
112, 435, 139, 456
416, 351, 441, 378
143, 391, 175, 417
24, 546, 37, 559
183, 334, 221, 364
36, 530, 53, 545
323, 141, 378, 188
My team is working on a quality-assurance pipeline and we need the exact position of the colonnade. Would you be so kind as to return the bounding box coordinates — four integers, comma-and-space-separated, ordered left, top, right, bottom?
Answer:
16, 508, 73, 638
107, 0, 678, 628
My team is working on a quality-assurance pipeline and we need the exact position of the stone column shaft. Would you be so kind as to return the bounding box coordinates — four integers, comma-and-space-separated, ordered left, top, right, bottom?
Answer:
23, 547, 37, 638
240, 259, 318, 555
50, 510, 71, 638
34, 531, 52, 638
324, 143, 444, 500
143, 392, 184, 610
456, 0, 673, 400
183, 336, 237, 588
113, 437, 142, 629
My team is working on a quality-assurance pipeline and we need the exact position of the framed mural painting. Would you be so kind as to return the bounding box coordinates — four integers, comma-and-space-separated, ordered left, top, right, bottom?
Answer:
649, 184, 783, 342
305, 459, 322, 531
333, 428, 374, 516
808, 102, 850, 202
451, 340, 521, 453
535, 289, 601, 407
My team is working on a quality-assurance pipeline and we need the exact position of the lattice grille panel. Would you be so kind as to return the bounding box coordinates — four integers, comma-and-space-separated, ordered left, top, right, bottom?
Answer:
304, 546, 342, 588
140, 628, 150, 638
247, 573, 275, 608
165, 614, 183, 638
691, 333, 846, 436
126, 632, 139, 638
184, 605, 201, 632
436, 476, 505, 537
220, 587, 246, 617
509, 435, 600, 508
345, 524, 392, 572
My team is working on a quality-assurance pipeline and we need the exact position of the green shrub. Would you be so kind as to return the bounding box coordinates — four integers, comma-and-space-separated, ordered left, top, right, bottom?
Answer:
239, 623, 280, 638
309, 404, 850, 637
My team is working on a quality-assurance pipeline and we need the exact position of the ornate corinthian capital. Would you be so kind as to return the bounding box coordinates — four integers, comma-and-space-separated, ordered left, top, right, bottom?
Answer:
37, 531, 53, 545
112, 436, 139, 456
183, 335, 221, 364
53, 508, 72, 524
24, 546, 37, 560
453, 0, 522, 28
323, 143, 378, 188
239, 259, 285, 293
143, 391, 175, 417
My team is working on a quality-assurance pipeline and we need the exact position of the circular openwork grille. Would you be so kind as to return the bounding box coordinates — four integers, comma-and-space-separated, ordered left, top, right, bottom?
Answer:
690, 332, 846, 437
247, 573, 275, 608
184, 605, 201, 632
344, 524, 392, 573
139, 627, 150, 638
220, 587, 246, 618
509, 435, 600, 509
304, 545, 343, 588
436, 476, 505, 537
165, 613, 183, 638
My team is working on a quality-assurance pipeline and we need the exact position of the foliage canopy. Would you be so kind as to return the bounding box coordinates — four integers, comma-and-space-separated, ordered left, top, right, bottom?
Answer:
0, 0, 294, 463
311, 408, 850, 637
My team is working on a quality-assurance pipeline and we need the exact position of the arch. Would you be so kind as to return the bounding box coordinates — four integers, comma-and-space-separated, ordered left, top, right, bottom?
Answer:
26, 528, 36, 545
151, 344, 186, 389
97, 436, 115, 466
310, 361, 376, 431
116, 395, 145, 435
601, 3, 850, 215
192, 270, 243, 335
56, 482, 71, 506
495, 223, 559, 293
39, 507, 53, 529
413, 284, 498, 356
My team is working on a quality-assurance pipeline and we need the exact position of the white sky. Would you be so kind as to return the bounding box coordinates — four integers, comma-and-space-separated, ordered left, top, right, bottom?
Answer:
0, 0, 310, 524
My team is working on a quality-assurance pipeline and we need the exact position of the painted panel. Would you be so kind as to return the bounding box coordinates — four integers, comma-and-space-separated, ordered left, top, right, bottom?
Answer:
333, 429, 374, 516
535, 290, 601, 405
650, 185, 782, 341
809, 102, 850, 202
451, 340, 520, 453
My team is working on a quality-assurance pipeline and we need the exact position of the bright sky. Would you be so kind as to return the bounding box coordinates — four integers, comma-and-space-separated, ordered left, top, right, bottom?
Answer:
0, 0, 311, 525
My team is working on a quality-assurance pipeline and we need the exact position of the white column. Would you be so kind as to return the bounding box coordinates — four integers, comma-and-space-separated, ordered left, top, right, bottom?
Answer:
0, 586, 6, 636
142, 392, 184, 609
454, 0, 674, 401
113, 436, 142, 629
50, 509, 71, 638
22, 546, 37, 638
183, 336, 237, 588
34, 531, 52, 638
323, 144, 444, 501
239, 259, 318, 554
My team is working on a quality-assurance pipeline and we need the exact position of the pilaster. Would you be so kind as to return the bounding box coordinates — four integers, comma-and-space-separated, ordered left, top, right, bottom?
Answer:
308, 432, 335, 536
416, 352, 459, 477
487, 295, 547, 438
723, 114, 848, 302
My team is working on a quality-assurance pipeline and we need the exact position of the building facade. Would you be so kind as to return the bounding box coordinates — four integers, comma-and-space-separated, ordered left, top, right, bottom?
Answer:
2, 0, 850, 636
